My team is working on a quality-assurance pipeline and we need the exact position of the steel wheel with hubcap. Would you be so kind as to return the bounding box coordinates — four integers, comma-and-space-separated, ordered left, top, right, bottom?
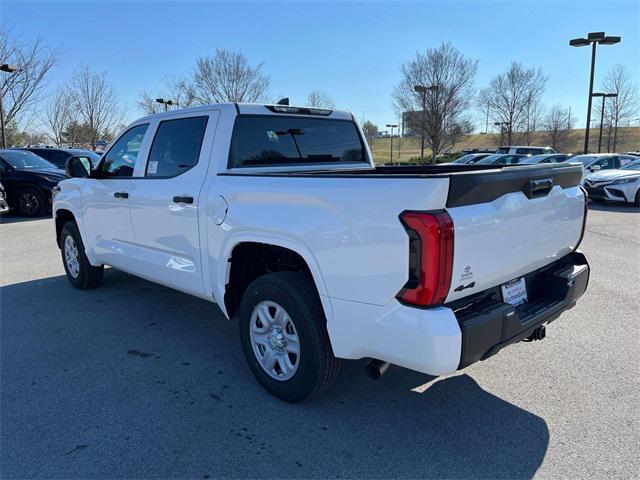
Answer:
64, 235, 81, 278
239, 271, 340, 402
60, 221, 104, 289
250, 300, 301, 381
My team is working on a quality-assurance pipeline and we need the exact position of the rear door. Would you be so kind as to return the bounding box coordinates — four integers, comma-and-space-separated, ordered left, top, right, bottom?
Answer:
444, 163, 585, 302
128, 111, 218, 297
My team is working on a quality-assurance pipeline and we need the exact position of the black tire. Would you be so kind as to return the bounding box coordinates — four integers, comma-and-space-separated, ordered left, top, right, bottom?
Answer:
238, 271, 340, 402
16, 186, 46, 217
590, 197, 604, 203
634, 190, 640, 207
60, 221, 104, 289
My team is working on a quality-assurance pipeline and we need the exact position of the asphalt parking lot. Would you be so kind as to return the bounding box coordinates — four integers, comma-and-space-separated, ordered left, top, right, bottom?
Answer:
1, 203, 639, 479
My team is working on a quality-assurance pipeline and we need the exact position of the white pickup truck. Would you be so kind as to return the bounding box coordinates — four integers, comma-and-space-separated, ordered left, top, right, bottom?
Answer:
54, 103, 590, 402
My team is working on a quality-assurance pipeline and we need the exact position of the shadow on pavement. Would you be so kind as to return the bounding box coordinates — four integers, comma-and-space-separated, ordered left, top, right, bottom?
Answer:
588, 200, 639, 213
0, 212, 51, 224
1, 270, 549, 479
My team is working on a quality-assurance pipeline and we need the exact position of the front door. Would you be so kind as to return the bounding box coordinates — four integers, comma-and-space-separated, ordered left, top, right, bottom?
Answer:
128, 112, 218, 297
82, 123, 150, 270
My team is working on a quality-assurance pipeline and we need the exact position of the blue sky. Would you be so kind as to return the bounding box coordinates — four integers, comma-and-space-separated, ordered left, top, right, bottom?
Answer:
3, 0, 639, 131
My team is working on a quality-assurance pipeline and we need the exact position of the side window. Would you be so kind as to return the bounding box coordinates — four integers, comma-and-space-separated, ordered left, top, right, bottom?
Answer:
145, 116, 208, 178
619, 156, 633, 167
601, 157, 614, 169
100, 124, 149, 178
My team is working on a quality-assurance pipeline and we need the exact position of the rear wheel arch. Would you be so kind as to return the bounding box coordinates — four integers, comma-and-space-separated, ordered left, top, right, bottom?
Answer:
223, 241, 329, 320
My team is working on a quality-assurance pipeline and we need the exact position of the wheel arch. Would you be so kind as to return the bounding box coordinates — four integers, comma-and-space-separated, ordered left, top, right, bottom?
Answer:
54, 208, 77, 248
218, 235, 332, 322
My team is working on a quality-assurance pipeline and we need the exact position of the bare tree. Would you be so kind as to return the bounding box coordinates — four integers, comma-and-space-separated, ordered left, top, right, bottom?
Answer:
596, 64, 639, 151
361, 120, 378, 145
45, 86, 74, 145
192, 49, 269, 104
306, 90, 335, 108
0, 28, 58, 133
138, 75, 195, 114
479, 62, 547, 145
521, 97, 544, 146
393, 43, 478, 163
543, 104, 575, 151
70, 65, 124, 150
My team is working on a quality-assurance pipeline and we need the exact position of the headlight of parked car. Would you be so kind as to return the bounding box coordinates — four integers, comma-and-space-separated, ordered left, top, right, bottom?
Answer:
610, 177, 640, 185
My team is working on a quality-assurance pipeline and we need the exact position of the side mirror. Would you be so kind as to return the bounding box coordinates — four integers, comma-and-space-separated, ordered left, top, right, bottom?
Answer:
66, 156, 90, 178
590, 165, 601, 172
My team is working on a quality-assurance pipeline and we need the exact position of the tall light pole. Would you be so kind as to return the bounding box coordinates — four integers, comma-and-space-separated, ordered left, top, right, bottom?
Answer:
413, 84, 438, 160
570, 32, 621, 154
155, 98, 177, 111
386, 124, 398, 162
0, 64, 19, 148
592, 92, 617, 153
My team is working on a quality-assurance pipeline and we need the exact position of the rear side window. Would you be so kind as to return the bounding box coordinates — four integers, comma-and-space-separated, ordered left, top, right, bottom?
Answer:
496, 147, 509, 154
31, 149, 71, 167
101, 124, 149, 178
228, 116, 366, 168
146, 116, 208, 178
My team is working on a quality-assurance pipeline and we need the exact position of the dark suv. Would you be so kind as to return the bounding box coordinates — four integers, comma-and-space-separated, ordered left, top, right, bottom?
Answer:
0, 150, 67, 216
20, 147, 101, 169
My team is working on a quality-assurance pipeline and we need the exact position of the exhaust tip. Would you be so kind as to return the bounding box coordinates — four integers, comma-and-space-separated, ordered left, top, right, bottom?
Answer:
366, 359, 390, 380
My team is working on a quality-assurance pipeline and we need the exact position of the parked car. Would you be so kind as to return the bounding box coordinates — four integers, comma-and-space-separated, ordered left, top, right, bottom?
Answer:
475, 153, 527, 165
496, 146, 555, 155
0, 182, 9, 214
451, 153, 493, 164
54, 103, 589, 402
583, 158, 640, 206
568, 153, 637, 178
519, 154, 572, 164
0, 149, 68, 216
19, 147, 101, 170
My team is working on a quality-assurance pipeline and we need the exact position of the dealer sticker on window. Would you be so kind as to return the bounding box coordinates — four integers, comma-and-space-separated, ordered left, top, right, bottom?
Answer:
501, 277, 528, 306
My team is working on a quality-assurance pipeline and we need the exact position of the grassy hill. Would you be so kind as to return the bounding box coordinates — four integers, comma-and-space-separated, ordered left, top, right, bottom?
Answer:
368, 126, 640, 164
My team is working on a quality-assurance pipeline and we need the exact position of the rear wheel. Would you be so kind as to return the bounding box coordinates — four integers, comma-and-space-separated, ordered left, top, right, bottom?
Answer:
238, 271, 340, 402
16, 187, 46, 217
60, 221, 104, 289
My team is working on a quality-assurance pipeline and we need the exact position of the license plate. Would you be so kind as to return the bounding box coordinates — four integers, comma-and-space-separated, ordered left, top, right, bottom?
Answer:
501, 277, 528, 306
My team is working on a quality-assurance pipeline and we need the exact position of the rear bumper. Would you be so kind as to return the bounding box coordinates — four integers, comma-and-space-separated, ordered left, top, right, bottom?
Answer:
453, 251, 590, 369
327, 251, 589, 375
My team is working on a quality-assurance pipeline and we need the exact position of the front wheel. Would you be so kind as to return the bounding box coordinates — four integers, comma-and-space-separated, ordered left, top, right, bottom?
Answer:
238, 271, 340, 402
60, 221, 104, 289
634, 190, 640, 207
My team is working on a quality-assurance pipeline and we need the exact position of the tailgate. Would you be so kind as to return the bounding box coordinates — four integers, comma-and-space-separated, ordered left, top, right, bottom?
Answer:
445, 163, 585, 303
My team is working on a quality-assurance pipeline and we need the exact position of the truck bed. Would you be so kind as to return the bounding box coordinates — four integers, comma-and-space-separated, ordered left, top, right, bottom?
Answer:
221, 162, 584, 208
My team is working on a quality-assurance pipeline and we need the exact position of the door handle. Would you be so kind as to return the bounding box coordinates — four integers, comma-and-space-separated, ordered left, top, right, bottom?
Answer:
113, 191, 129, 199
172, 195, 194, 204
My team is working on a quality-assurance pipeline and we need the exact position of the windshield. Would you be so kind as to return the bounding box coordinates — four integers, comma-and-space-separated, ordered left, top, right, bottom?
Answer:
570, 155, 600, 166
622, 159, 640, 170
452, 154, 474, 163
1, 150, 58, 170
475, 154, 503, 164
228, 116, 367, 168
520, 154, 548, 163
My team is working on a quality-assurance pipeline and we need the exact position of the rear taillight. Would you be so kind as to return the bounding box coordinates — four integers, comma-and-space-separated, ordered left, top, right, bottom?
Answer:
575, 186, 588, 250
397, 210, 454, 307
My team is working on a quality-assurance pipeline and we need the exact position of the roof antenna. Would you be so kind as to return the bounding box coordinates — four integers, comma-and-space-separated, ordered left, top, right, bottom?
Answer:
276, 97, 290, 106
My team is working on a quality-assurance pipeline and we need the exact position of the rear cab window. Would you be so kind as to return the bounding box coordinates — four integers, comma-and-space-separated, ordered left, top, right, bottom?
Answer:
145, 116, 208, 178
228, 115, 367, 169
